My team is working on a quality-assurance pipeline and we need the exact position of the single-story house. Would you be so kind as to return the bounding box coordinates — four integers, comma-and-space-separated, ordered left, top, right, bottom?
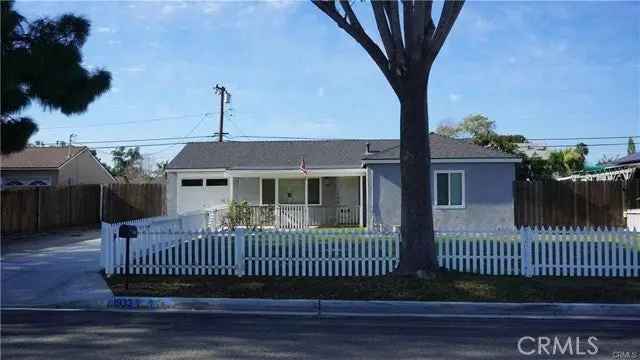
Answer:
0, 146, 115, 188
166, 134, 521, 230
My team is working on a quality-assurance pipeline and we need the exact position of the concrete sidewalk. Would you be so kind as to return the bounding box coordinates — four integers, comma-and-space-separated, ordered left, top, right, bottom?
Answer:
1, 229, 113, 307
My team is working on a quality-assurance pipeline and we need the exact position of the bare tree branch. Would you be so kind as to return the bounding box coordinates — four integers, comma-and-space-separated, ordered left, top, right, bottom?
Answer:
371, 2, 395, 63
422, 1, 435, 42
412, 0, 427, 56
426, 0, 464, 59
383, 2, 406, 70
312, 0, 401, 95
401, 0, 414, 55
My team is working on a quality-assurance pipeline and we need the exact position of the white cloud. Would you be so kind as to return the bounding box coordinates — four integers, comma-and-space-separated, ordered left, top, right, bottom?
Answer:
267, 0, 298, 10
448, 93, 461, 103
316, 87, 325, 97
96, 26, 117, 34
161, 1, 188, 16
107, 39, 122, 46
508, 56, 517, 64
121, 65, 146, 73
202, 2, 222, 15
111, 87, 120, 93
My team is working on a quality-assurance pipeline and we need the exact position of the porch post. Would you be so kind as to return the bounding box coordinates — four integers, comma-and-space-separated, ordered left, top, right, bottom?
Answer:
359, 175, 364, 227
304, 177, 309, 227
229, 176, 234, 202
275, 178, 279, 228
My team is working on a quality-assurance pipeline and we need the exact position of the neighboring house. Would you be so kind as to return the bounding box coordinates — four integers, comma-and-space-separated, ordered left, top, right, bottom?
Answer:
166, 134, 521, 230
0, 146, 115, 188
558, 152, 639, 182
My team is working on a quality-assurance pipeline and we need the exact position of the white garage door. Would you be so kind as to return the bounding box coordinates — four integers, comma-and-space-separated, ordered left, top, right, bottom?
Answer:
178, 178, 229, 214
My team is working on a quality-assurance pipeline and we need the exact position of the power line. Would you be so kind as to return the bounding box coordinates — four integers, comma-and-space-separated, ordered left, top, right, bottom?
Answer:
543, 142, 630, 148
527, 135, 640, 141
81, 140, 633, 151
74, 134, 214, 144
87, 142, 192, 149
146, 114, 211, 156
40, 113, 214, 130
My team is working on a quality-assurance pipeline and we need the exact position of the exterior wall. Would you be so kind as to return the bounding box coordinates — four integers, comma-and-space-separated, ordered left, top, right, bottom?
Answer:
322, 177, 337, 207
170, 170, 229, 215
58, 150, 114, 185
0, 169, 59, 187
234, 177, 260, 204
367, 162, 516, 230
167, 172, 178, 216
336, 176, 360, 205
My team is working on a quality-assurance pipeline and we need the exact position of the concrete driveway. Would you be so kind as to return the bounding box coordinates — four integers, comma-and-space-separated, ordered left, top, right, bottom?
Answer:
1, 229, 112, 307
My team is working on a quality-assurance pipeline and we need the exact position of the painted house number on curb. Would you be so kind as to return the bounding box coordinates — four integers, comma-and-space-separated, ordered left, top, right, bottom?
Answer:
108, 298, 174, 310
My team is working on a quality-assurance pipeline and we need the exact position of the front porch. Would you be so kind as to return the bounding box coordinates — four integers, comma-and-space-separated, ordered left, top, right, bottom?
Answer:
222, 171, 366, 229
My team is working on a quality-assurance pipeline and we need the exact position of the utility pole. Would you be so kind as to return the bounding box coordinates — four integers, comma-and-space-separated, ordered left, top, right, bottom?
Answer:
214, 84, 231, 142
67, 133, 76, 159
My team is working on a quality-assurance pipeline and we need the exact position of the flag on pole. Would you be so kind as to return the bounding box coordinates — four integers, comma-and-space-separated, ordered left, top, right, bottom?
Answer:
299, 157, 308, 175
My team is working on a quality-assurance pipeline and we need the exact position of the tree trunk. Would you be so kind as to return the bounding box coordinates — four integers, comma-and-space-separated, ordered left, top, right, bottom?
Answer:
395, 68, 438, 275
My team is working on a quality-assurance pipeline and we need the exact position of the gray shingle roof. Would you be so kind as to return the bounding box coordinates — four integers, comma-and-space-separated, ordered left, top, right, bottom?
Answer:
0, 146, 85, 169
167, 134, 518, 170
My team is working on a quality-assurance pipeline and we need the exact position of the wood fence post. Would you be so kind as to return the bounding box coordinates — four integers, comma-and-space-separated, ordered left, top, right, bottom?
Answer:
235, 228, 245, 277
36, 187, 42, 232
99, 184, 104, 222
520, 227, 533, 277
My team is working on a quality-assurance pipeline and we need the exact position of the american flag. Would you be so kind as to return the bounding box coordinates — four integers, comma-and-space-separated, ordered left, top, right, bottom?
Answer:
299, 157, 308, 175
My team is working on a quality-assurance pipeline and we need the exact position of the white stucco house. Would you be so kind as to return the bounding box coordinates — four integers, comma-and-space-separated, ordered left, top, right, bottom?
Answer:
166, 134, 521, 230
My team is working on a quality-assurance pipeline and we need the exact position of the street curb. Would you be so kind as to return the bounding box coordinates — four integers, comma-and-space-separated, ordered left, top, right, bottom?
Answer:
7, 297, 637, 321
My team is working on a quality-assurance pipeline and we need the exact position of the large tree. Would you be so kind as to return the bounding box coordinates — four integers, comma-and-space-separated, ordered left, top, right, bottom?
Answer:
1, 0, 111, 154
313, 0, 464, 275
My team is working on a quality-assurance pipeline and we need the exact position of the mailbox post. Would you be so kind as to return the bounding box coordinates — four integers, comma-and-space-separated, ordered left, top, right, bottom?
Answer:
119, 224, 138, 290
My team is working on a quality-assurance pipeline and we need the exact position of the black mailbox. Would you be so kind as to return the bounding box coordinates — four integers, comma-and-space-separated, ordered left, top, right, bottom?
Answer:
119, 224, 138, 238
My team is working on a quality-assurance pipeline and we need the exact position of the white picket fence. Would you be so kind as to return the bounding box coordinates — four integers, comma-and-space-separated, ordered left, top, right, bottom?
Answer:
101, 223, 640, 278
100, 211, 209, 269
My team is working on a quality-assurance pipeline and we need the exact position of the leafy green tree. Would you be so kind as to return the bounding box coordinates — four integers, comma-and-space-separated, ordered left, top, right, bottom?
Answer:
628, 137, 636, 155
435, 114, 524, 155
576, 142, 589, 157
111, 147, 142, 178
1, 1, 111, 154
434, 121, 460, 138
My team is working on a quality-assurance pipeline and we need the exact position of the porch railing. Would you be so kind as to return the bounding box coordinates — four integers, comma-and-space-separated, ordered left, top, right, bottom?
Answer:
208, 204, 361, 229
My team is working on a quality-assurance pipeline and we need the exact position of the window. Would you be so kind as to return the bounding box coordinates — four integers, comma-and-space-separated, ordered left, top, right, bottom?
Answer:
206, 179, 228, 186
4, 180, 23, 187
261, 179, 275, 204
29, 180, 49, 186
308, 178, 320, 205
181, 179, 203, 187
434, 171, 464, 208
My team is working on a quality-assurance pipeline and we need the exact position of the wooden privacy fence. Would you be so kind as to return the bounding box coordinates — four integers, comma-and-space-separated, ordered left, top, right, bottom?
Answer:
1, 183, 166, 235
1, 185, 100, 234
102, 218, 640, 278
514, 180, 640, 228
101, 183, 166, 223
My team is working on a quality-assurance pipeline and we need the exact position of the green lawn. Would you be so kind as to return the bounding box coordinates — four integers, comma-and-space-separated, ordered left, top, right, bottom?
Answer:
105, 271, 640, 303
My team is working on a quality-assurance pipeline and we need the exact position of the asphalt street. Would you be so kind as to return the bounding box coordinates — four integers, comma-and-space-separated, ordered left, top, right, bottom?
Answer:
2, 309, 639, 359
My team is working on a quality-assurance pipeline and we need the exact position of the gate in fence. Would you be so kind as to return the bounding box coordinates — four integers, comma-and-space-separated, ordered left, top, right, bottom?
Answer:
101, 221, 640, 278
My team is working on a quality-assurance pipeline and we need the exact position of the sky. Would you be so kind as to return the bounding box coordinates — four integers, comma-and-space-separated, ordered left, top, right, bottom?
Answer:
14, 0, 640, 167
